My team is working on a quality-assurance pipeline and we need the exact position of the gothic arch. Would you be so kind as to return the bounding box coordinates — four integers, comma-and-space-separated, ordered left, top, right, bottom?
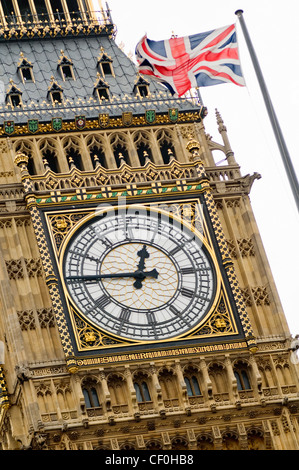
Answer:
221, 430, 240, 450
61, 135, 85, 170
133, 130, 153, 165
14, 139, 36, 175
145, 439, 163, 450
233, 359, 252, 391
247, 427, 266, 450
38, 137, 61, 173
196, 433, 214, 450
208, 361, 228, 394
156, 128, 177, 164
157, 366, 178, 401
106, 372, 127, 407
55, 379, 75, 411
132, 370, 152, 403
109, 132, 130, 167
182, 364, 202, 397
120, 441, 136, 450
171, 436, 189, 450
85, 133, 108, 168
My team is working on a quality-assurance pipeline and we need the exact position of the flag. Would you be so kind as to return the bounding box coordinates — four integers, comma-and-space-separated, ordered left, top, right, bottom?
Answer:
135, 24, 245, 97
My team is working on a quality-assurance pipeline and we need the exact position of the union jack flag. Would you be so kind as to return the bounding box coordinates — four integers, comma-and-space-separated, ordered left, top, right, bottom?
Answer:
135, 24, 245, 97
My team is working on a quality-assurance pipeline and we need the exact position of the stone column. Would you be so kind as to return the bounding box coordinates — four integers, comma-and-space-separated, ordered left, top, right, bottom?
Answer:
199, 357, 213, 399
149, 362, 164, 410
224, 354, 238, 399
124, 365, 138, 414
99, 368, 111, 411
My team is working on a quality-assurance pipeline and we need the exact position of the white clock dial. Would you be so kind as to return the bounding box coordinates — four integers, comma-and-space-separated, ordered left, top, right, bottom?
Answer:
62, 207, 216, 341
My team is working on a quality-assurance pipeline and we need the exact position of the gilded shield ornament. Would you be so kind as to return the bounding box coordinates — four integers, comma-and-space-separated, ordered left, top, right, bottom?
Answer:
145, 109, 156, 124
75, 115, 86, 130
122, 112, 133, 126
28, 119, 39, 134
168, 108, 179, 122
52, 117, 63, 132
99, 113, 110, 128
4, 121, 14, 135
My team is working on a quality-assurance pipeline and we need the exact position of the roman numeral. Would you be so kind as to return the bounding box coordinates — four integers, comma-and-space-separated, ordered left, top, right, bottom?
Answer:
169, 246, 181, 256
147, 312, 156, 325
119, 308, 131, 322
181, 267, 195, 275
169, 305, 182, 317
181, 288, 194, 298
94, 294, 110, 310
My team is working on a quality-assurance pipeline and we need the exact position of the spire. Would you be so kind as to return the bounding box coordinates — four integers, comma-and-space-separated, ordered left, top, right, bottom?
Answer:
215, 109, 237, 165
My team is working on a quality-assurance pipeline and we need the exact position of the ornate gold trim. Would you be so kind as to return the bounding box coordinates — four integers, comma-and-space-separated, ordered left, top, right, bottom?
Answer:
44, 201, 240, 352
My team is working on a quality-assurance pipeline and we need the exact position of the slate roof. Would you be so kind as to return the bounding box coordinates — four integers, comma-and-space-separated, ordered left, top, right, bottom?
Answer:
0, 28, 202, 125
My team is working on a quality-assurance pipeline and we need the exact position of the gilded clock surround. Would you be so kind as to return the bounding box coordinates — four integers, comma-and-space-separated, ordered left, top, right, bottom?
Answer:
14, 142, 256, 371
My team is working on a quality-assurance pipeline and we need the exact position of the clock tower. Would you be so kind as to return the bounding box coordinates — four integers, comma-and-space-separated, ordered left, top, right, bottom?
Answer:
0, 0, 298, 451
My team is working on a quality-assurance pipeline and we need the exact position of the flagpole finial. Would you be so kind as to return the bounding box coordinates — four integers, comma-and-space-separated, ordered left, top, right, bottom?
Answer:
235, 10, 244, 16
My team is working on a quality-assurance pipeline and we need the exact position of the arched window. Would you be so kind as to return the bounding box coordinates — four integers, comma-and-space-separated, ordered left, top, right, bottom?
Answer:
6, 82, 23, 108
157, 130, 176, 164
134, 381, 151, 402
97, 51, 114, 78
133, 76, 150, 97
82, 386, 100, 408
184, 376, 201, 397
222, 432, 240, 450
234, 362, 251, 390
18, 55, 34, 83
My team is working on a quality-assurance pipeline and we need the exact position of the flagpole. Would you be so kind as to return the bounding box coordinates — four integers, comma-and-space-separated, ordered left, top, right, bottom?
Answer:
235, 10, 299, 213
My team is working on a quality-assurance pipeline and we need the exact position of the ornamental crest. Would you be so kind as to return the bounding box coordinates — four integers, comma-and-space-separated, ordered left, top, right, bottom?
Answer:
75, 115, 86, 130
28, 119, 39, 134
99, 113, 110, 128
3, 120, 14, 135
168, 108, 179, 122
52, 117, 63, 132
145, 109, 156, 124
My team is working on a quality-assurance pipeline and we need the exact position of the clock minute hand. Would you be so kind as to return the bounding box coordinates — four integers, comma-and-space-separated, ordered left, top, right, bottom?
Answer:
66, 269, 159, 283
66, 272, 141, 281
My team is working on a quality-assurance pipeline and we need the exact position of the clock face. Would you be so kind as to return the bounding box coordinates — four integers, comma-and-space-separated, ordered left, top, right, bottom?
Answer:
62, 206, 217, 342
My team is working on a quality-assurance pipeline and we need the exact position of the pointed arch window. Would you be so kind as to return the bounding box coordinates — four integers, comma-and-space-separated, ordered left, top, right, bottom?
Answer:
234, 362, 252, 391
82, 377, 101, 409
6, 81, 22, 108
134, 381, 151, 403
134, 75, 150, 97
184, 375, 202, 397
47, 78, 63, 105
94, 75, 110, 101
17, 54, 34, 83
58, 51, 75, 81
97, 49, 114, 78
83, 387, 100, 408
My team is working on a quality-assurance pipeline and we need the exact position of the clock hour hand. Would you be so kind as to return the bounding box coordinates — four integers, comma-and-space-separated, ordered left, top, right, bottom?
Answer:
136, 244, 150, 272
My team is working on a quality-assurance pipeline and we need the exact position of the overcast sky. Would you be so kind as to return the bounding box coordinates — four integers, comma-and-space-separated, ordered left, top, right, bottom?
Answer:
93, 0, 299, 336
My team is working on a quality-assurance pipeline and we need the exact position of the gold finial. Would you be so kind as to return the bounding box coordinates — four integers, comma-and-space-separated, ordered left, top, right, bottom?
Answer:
186, 136, 202, 162
14, 152, 29, 168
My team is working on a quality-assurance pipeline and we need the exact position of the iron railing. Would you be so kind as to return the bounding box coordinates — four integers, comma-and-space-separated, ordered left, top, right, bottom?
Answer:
0, 9, 113, 30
